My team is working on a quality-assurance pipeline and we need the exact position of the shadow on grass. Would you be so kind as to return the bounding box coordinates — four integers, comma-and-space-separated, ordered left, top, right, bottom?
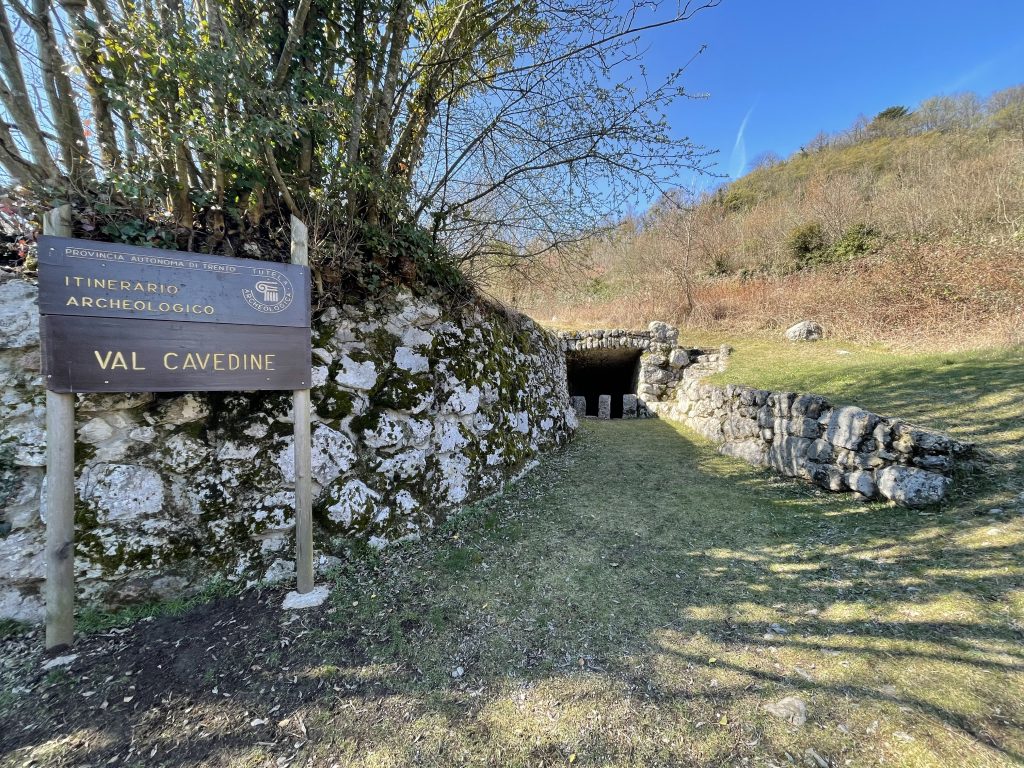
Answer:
2, 419, 1023, 767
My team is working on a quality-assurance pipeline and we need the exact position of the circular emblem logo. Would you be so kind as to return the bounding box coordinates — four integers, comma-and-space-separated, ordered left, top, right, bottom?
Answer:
242, 268, 295, 314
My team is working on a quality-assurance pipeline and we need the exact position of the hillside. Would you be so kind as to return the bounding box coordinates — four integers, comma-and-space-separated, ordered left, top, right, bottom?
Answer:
487, 86, 1024, 349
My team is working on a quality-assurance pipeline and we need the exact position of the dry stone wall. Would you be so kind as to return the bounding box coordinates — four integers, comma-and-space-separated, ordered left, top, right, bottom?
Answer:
648, 378, 974, 507
560, 322, 729, 417
563, 321, 971, 507
0, 275, 576, 623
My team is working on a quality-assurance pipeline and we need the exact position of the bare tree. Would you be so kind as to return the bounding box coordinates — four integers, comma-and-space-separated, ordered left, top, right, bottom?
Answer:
0, 0, 719, 283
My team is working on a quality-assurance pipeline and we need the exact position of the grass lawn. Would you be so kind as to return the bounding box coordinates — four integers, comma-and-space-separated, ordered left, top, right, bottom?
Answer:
1, 341, 1022, 767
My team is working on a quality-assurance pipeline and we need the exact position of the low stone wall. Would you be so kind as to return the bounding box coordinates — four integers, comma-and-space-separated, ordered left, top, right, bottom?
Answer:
0, 277, 576, 622
648, 378, 973, 507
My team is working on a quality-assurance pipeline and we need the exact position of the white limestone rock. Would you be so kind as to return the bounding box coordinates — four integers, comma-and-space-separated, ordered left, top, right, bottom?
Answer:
310, 365, 329, 387
436, 452, 472, 503
375, 448, 427, 480
162, 433, 210, 474
0, 280, 39, 349
442, 383, 481, 415
251, 492, 296, 532
823, 406, 878, 450
218, 441, 261, 462
393, 346, 430, 373
876, 466, 950, 507
394, 490, 419, 513
720, 440, 766, 465
668, 348, 689, 368
79, 417, 114, 444
129, 426, 157, 443
76, 464, 165, 522
513, 411, 530, 434
435, 419, 470, 452
6, 420, 46, 467
335, 355, 378, 390
282, 584, 330, 610
784, 320, 824, 342
262, 558, 295, 585
155, 394, 209, 427
325, 479, 381, 527
767, 436, 811, 477
362, 411, 408, 450
846, 469, 877, 497
647, 321, 679, 345
401, 326, 434, 348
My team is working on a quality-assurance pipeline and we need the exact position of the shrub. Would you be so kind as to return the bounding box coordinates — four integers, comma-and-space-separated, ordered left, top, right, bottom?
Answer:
786, 221, 827, 264
831, 224, 879, 260
787, 222, 879, 269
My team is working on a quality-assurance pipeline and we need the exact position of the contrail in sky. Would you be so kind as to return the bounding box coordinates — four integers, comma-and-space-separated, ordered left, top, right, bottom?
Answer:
730, 104, 756, 179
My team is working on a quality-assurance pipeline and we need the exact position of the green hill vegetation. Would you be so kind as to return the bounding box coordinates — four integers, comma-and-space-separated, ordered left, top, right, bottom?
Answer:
489, 86, 1024, 349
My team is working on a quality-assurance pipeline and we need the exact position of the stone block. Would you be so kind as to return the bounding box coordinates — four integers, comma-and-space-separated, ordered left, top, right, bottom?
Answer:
721, 440, 767, 466
786, 417, 821, 439
876, 466, 950, 507
823, 406, 879, 450
807, 461, 845, 491
571, 396, 587, 418
767, 436, 811, 477
648, 321, 679, 344
913, 453, 954, 473
893, 423, 955, 454
622, 394, 638, 419
846, 469, 877, 498
598, 394, 611, 420
644, 368, 674, 385
725, 416, 759, 441
791, 394, 829, 419
769, 392, 795, 418
806, 438, 833, 463
668, 348, 689, 368
872, 421, 892, 448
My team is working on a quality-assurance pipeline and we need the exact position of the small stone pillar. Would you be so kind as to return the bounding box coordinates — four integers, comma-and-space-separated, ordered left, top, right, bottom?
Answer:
571, 396, 587, 418
598, 394, 611, 420
622, 394, 637, 419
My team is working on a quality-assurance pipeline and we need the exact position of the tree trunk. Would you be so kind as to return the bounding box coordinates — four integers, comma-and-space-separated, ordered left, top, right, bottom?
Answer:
0, 3, 61, 180
31, 0, 97, 185
61, 0, 121, 171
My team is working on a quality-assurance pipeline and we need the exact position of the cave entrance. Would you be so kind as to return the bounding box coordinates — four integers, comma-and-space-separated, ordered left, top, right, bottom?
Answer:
566, 348, 642, 418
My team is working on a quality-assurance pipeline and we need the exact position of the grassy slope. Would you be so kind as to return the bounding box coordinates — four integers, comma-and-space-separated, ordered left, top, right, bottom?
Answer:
3, 340, 1022, 767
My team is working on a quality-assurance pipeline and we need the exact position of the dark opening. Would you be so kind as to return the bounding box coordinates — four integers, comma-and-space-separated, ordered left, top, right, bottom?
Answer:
566, 348, 642, 418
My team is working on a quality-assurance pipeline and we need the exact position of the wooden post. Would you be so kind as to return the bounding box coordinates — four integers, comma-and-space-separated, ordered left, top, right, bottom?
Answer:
43, 205, 75, 649
290, 215, 314, 594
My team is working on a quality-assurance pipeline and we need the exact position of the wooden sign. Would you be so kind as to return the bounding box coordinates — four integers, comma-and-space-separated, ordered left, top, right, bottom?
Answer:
41, 316, 311, 392
37, 236, 311, 393
40, 218, 319, 652
38, 235, 310, 326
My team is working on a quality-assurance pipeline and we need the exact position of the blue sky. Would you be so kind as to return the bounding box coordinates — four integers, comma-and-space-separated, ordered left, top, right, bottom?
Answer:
643, 0, 1024, 184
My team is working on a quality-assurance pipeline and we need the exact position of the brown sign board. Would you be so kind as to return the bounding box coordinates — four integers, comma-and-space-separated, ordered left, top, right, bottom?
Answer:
41, 316, 311, 392
38, 236, 310, 327
38, 236, 312, 393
